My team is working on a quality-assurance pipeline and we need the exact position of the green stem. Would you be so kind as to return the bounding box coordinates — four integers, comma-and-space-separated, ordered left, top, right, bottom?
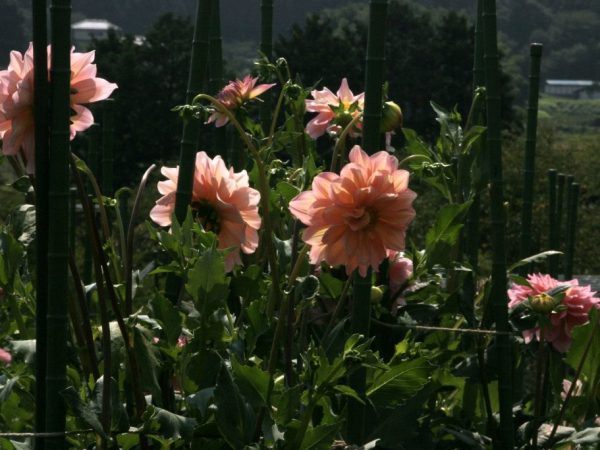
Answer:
519, 43, 543, 271
531, 329, 546, 448
125, 165, 156, 316
330, 113, 362, 172
482, 0, 514, 448
208, 0, 226, 158
546, 316, 598, 446
259, 0, 274, 131
268, 83, 288, 148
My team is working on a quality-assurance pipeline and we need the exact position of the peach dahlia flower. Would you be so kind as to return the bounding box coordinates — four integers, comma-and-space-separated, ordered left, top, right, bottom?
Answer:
289, 145, 416, 277
150, 151, 261, 272
207, 75, 275, 127
508, 273, 600, 352
0, 44, 117, 173
305, 78, 364, 139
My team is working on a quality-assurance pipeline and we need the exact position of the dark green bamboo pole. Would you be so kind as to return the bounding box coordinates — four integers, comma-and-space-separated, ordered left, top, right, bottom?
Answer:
173, 0, 212, 222
101, 99, 115, 197
564, 183, 579, 279
33, 0, 49, 447
46, 0, 71, 448
519, 43, 543, 267
547, 169, 558, 277
208, 0, 226, 158
347, 0, 388, 445
361, 0, 388, 156
482, 0, 514, 448
556, 173, 565, 243
563, 174, 574, 278
259, 0, 273, 131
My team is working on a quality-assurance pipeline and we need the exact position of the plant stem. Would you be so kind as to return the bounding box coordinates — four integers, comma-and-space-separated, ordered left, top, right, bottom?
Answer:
208, 0, 226, 158
531, 329, 546, 448
330, 113, 362, 172
482, 0, 514, 448
259, 0, 274, 131
101, 99, 115, 197
125, 165, 156, 316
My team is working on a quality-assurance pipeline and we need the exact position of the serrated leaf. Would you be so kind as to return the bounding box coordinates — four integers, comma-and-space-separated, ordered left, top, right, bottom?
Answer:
299, 422, 340, 450
185, 250, 229, 318
508, 250, 563, 272
231, 356, 270, 407
61, 386, 107, 439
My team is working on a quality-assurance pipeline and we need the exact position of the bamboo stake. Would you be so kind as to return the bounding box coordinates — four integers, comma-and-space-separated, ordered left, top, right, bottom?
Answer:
556, 173, 565, 244
83, 124, 100, 283
208, 0, 226, 158
46, 0, 71, 447
564, 183, 579, 279
101, 99, 115, 197
563, 174, 574, 278
33, 0, 49, 447
519, 43, 543, 269
173, 0, 212, 223
482, 0, 514, 448
347, 0, 388, 444
547, 169, 558, 277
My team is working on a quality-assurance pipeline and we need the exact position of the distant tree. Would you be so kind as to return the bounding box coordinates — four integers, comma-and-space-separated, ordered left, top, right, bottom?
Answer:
276, 0, 515, 136
89, 14, 193, 187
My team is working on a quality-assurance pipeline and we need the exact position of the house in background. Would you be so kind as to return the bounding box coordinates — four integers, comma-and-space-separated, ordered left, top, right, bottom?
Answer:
72, 19, 122, 49
544, 79, 600, 100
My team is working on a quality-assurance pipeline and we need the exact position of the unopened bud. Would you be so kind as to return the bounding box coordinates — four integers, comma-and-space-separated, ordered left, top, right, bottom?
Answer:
371, 286, 384, 303
530, 293, 555, 313
380, 101, 403, 132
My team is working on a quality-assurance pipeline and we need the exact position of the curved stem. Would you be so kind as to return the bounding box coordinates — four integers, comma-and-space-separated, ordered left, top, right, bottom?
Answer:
125, 164, 156, 316
268, 83, 288, 147
330, 113, 362, 172
193, 93, 258, 157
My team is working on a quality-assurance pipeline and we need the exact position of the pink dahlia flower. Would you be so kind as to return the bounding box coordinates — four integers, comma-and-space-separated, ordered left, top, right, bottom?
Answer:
289, 145, 416, 277
0, 347, 11, 364
388, 251, 413, 296
207, 75, 275, 127
0, 44, 117, 173
305, 78, 364, 139
508, 273, 600, 352
150, 151, 261, 272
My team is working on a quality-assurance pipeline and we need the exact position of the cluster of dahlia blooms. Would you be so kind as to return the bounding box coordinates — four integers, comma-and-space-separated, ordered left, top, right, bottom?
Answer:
206, 75, 275, 127
0, 44, 117, 174
508, 273, 600, 352
289, 145, 417, 277
150, 151, 262, 273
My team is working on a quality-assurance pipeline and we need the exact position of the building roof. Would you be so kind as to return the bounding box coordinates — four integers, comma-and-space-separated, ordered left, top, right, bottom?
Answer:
72, 19, 121, 31
546, 79, 595, 87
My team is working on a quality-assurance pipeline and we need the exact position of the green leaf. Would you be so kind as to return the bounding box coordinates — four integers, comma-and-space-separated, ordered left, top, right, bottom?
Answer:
333, 384, 364, 404
565, 309, 600, 389
185, 249, 230, 318
186, 387, 215, 418
150, 294, 182, 346
507, 250, 563, 273
558, 427, 600, 445
274, 384, 303, 426
425, 202, 471, 268
367, 357, 432, 407
9, 340, 36, 364
61, 386, 108, 439
214, 364, 255, 449
231, 356, 270, 407
143, 405, 198, 441
132, 325, 162, 400
299, 423, 341, 450
0, 376, 19, 404
10, 176, 31, 194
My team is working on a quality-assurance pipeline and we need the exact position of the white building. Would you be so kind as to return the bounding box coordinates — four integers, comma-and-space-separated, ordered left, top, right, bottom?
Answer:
72, 19, 122, 48
544, 79, 600, 100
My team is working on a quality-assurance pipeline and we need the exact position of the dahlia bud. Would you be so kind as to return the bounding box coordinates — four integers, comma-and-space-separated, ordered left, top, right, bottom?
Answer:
530, 293, 555, 313
371, 286, 384, 304
380, 101, 403, 132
